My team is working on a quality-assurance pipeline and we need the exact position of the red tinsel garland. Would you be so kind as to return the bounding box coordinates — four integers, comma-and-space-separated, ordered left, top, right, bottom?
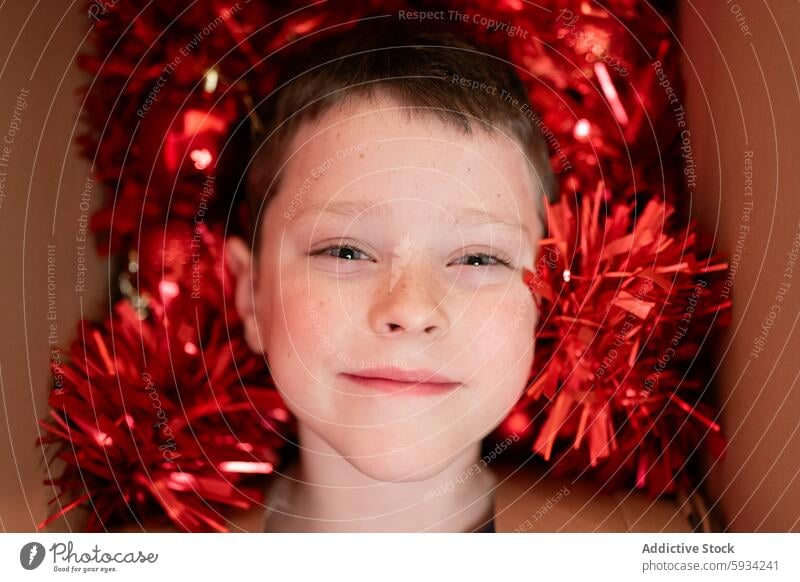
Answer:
38, 227, 292, 532
515, 185, 729, 496
38, 0, 731, 531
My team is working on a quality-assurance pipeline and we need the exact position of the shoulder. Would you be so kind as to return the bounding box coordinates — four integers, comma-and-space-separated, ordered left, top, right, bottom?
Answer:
491, 461, 700, 532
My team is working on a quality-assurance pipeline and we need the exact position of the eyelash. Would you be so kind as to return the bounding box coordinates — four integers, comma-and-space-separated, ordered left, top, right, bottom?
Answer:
309, 244, 513, 267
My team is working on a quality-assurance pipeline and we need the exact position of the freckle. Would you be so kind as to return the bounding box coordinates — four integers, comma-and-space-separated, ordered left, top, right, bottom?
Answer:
359, 153, 364, 158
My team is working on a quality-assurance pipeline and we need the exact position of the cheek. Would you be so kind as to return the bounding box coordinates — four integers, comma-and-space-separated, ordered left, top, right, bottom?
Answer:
459, 290, 537, 438
256, 271, 350, 391
261, 278, 334, 359
471, 294, 537, 368
255, 283, 337, 419
466, 289, 537, 394
255, 245, 329, 351
265, 253, 368, 358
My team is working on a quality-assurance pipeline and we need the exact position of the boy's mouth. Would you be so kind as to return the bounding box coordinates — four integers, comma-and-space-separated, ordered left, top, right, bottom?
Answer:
339, 368, 462, 395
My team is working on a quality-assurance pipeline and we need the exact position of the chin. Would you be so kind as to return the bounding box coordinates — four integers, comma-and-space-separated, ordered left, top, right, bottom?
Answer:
344, 454, 457, 483
334, 432, 471, 483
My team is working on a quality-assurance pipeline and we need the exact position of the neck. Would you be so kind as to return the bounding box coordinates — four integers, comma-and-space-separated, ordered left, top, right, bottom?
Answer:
269, 422, 496, 532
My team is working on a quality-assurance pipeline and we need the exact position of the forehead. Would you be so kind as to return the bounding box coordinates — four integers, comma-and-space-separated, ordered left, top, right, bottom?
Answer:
271, 93, 542, 237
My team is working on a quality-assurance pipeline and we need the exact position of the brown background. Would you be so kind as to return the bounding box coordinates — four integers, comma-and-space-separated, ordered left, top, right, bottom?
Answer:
0, 1, 798, 532
681, 0, 800, 531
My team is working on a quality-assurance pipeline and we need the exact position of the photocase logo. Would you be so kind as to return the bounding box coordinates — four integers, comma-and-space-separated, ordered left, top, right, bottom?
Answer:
389, 233, 414, 292
19, 542, 46, 570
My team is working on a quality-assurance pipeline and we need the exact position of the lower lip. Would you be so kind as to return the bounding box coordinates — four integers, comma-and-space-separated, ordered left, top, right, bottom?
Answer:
340, 374, 462, 395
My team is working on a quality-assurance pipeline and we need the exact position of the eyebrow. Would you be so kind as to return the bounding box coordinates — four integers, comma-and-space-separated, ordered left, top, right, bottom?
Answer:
292, 199, 529, 235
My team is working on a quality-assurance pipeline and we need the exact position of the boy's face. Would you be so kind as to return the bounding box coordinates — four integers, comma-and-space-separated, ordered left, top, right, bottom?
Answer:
231, 93, 543, 482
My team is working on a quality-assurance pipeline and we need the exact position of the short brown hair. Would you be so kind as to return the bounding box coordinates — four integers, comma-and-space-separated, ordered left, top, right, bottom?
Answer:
245, 19, 557, 249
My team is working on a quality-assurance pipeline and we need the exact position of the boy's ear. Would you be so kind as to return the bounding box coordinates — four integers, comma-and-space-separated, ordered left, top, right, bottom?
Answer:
225, 236, 265, 354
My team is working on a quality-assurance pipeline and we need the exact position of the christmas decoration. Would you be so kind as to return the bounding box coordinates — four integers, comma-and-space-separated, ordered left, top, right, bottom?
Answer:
38, 225, 292, 531
39, 0, 731, 530
516, 185, 729, 496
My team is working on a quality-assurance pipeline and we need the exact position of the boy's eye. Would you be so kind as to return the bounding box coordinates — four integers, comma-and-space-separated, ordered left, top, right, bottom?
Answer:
311, 244, 372, 261
453, 253, 512, 268
310, 244, 512, 268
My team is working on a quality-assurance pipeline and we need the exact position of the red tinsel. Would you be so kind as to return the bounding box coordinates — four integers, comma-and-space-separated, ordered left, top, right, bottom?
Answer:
38, 227, 292, 532
513, 184, 729, 496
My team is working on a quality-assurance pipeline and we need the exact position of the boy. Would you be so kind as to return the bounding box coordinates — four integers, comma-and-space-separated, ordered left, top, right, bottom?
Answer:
225, 19, 557, 532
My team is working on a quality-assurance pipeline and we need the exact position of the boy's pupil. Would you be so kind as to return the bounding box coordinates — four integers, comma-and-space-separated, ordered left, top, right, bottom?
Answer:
338, 247, 356, 260
467, 254, 485, 266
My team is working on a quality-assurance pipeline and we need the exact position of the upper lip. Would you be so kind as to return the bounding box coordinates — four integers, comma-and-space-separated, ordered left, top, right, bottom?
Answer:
343, 367, 459, 384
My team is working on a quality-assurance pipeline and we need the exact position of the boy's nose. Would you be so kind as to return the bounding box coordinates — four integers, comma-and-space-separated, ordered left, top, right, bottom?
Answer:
367, 265, 449, 338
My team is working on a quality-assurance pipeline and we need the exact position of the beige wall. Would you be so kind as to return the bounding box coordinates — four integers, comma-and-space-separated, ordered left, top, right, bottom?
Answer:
0, 1, 797, 532
680, 1, 800, 531
0, 2, 107, 531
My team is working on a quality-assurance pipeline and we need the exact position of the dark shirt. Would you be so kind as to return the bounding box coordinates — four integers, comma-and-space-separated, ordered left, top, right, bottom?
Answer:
471, 517, 496, 533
